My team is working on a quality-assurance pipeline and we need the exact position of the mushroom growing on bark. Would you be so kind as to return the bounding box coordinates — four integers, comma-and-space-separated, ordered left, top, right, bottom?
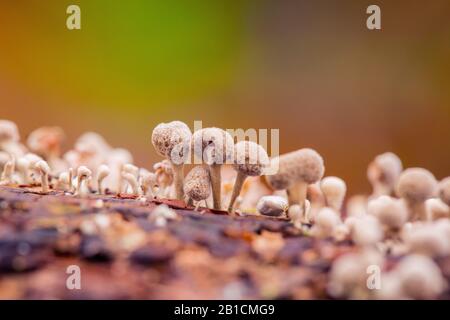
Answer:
265, 148, 325, 219
320, 176, 346, 212
152, 121, 192, 200
75, 166, 92, 196
0, 120, 26, 158
34, 160, 51, 193
96, 164, 110, 195
227, 141, 269, 213
183, 166, 211, 210
191, 127, 234, 210
27, 126, 66, 173
395, 168, 437, 221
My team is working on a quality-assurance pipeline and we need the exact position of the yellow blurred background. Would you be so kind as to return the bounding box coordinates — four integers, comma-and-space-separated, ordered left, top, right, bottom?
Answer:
1, 0, 449, 194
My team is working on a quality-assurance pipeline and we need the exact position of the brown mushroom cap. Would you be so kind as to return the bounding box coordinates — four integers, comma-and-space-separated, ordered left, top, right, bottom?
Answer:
152, 121, 192, 164
183, 166, 211, 201
395, 168, 437, 203
191, 127, 234, 165
438, 177, 450, 206
233, 141, 269, 176
265, 148, 325, 190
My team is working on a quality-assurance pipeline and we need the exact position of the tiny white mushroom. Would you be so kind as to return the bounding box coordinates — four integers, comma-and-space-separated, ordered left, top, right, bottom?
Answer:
35, 160, 51, 193
0, 158, 15, 186
75, 166, 92, 196
121, 172, 141, 195
96, 164, 110, 195
320, 176, 346, 212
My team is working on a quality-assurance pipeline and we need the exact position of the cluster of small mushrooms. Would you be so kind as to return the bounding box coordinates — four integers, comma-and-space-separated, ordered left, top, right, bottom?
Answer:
1, 119, 450, 299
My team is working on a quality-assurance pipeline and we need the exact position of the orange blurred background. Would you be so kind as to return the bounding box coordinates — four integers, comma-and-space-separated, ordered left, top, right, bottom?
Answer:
1, 0, 449, 195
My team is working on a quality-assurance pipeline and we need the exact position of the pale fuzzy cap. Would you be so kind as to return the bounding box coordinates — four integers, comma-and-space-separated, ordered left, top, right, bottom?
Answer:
403, 222, 449, 257
233, 141, 269, 176
152, 121, 192, 163
426, 198, 449, 220
77, 165, 92, 178
265, 148, 325, 190
0, 120, 20, 143
349, 215, 383, 246
328, 249, 383, 298
314, 207, 341, 237
97, 164, 110, 179
320, 176, 346, 211
368, 195, 409, 229
27, 126, 65, 156
35, 160, 50, 175
191, 127, 234, 165
367, 152, 403, 187
183, 166, 211, 201
438, 177, 450, 206
395, 254, 446, 299
75, 132, 111, 156
346, 195, 368, 217
256, 195, 288, 217
396, 168, 437, 203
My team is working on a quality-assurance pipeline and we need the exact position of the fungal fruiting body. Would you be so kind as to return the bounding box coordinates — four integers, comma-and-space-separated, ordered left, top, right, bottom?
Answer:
311, 207, 341, 238
140, 170, 157, 198
227, 141, 269, 213
0, 120, 26, 158
151, 121, 192, 201
368, 195, 408, 231
320, 176, 346, 212
0, 158, 15, 186
265, 148, 324, 222
367, 152, 402, 197
96, 164, 110, 195
256, 195, 288, 217
438, 177, 450, 206
191, 127, 234, 210
34, 160, 51, 193
183, 166, 211, 210
426, 198, 449, 220
395, 168, 437, 221
27, 126, 66, 173
122, 164, 139, 195
75, 166, 92, 196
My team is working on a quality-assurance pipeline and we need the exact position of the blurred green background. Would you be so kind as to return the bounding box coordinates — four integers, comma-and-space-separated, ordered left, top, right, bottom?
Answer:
1, 0, 449, 194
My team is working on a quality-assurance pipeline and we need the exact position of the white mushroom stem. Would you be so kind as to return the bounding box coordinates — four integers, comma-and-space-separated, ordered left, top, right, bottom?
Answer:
172, 163, 185, 200
75, 166, 91, 196
209, 163, 222, 210
58, 172, 70, 191
35, 160, 51, 193
96, 164, 110, 195
0, 160, 15, 185
227, 171, 246, 213
122, 172, 141, 195
287, 181, 308, 217
69, 167, 75, 193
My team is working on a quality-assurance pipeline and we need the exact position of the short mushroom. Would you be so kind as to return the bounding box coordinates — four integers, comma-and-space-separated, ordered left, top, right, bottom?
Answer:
183, 166, 211, 210
311, 207, 341, 238
265, 148, 325, 218
139, 170, 157, 198
368, 195, 408, 231
191, 127, 234, 210
367, 152, 402, 197
96, 164, 110, 195
0, 158, 15, 186
152, 121, 192, 200
227, 141, 269, 213
75, 166, 92, 196
34, 160, 51, 193
256, 195, 288, 217
320, 176, 346, 212
0, 120, 26, 157
395, 168, 437, 221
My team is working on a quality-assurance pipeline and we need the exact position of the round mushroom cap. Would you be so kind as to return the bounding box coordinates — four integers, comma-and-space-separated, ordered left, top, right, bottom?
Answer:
256, 195, 288, 216
315, 207, 341, 233
183, 166, 211, 201
35, 160, 51, 174
403, 223, 449, 257
367, 152, 402, 187
350, 215, 383, 246
438, 177, 450, 206
396, 254, 446, 299
191, 127, 234, 165
0, 120, 20, 143
395, 168, 437, 203
368, 195, 408, 229
75, 132, 111, 156
27, 126, 65, 156
233, 141, 269, 176
265, 148, 325, 190
151, 121, 192, 164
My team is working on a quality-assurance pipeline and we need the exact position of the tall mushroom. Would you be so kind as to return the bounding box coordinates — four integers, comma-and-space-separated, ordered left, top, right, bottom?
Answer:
367, 152, 402, 197
265, 148, 325, 218
34, 160, 51, 193
227, 141, 269, 213
151, 121, 192, 200
191, 128, 234, 210
395, 168, 437, 221
183, 166, 211, 210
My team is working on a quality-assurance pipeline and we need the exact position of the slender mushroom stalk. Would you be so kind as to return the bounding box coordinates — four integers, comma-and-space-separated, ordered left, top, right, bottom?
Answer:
140, 171, 157, 198
35, 160, 51, 193
0, 158, 15, 186
191, 128, 234, 210
183, 166, 211, 210
75, 166, 92, 196
151, 121, 192, 200
395, 168, 437, 221
96, 164, 110, 195
122, 172, 141, 195
227, 141, 269, 213
69, 167, 75, 193
367, 152, 402, 198
57, 171, 71, 191
122, 163, 139, 194
320, 176, 346, 212
265, 148, 325, 222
